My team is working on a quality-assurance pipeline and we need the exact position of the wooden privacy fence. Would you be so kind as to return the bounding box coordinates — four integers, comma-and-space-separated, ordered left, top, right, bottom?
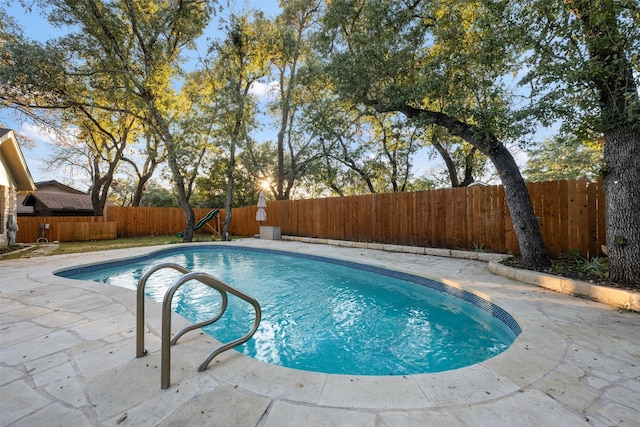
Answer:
106, 207, 218, 238
16, 179, 605, 258
16, 207, 218, 243
230, 179, 605, 258
16, 216, 117, 243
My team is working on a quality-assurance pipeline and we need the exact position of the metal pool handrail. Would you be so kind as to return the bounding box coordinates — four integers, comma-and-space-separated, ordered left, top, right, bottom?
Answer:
136, 263, 191, 358
136, 263, 262, 389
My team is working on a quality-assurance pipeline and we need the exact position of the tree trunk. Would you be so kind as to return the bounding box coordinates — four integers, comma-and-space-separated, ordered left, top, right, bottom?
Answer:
163, 143, 194, 242
222, 145, 236, 241
222, 177, 233, 241
489, 144, 549, 267
132, 173, 151, 207
276, 70, 288, 200
91, 185, 106, 216
394, 105, 549, 268
90, 165, 115, 217
603, 126, 640, 286
130, 156, 158, 207
432, 137, 460, 187
569, 0, 640, 287
147, 104, 195, 242
90, 157, 106, 216
460, 147, 478, 187
173, 165, 195, 242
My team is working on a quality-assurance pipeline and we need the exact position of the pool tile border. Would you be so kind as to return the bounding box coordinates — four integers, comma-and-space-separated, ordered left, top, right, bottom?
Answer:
56, 244, 522, 338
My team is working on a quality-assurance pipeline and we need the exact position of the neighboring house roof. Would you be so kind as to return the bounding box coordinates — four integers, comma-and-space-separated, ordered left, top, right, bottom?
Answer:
26, 191, 95, 213
34, 180, 88, 195
20, 179, 113, 215
21, 180, 96, 214
0, 128, 36, 193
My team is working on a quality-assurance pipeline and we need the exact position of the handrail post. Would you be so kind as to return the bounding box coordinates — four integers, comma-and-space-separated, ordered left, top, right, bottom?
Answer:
136, 263, 190, 358
160, 281, 180, 389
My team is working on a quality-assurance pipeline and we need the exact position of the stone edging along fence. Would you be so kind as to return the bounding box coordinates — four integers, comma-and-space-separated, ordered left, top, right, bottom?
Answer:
487, 261, 640, 312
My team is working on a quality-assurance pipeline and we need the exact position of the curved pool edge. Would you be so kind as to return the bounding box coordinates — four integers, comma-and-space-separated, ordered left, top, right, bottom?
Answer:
33, 239, 568, 410
55, 242, 523, 340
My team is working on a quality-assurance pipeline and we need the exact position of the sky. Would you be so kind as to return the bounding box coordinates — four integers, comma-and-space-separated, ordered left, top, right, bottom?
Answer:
0, 1, 283, 187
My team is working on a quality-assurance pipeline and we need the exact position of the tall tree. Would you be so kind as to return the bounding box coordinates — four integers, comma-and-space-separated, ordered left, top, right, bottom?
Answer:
27, 0, 213, 242
520, 0, 639, 285
73, 107, 135, 215
2, 15, 138, 214
121, 130, 166, 206
194, 12, 270, 239
319, 0, 550, 267
269, 0, 323, 199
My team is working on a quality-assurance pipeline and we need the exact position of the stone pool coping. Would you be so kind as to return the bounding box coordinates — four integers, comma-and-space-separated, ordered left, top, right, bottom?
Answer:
2, 239, 638, 425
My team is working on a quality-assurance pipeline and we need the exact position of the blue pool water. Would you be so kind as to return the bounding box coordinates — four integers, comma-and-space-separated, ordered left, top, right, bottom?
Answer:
58, 245, 520, 375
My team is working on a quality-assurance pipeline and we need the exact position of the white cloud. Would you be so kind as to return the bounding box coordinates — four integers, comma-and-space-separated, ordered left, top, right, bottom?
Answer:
509, 144, 530, 170
249, 80, 279, 99
9, 122, 82, 183
19, 122, 65, 147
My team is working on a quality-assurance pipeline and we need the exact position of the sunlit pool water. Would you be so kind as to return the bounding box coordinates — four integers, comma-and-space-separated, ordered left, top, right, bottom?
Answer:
57, 245, 520, 375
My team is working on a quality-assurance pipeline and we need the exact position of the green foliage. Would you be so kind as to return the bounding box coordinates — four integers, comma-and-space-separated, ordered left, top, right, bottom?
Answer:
320, 0, 528, 139
266, 0, 326, 199
517, 0, 640, 134
139, 182, 179, 208
524, 135, 604, 182
574, 256, 609, 277
549, 260, 563, 274
405, 176, 436, 192
191, 144, 268, 208
472, 243, 487, 253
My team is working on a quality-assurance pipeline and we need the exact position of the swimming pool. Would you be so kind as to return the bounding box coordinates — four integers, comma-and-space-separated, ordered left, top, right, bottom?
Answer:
57, 245, 520, 375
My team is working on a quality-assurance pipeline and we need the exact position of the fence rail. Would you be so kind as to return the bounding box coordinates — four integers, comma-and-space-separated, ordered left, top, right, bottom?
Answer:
16, 179, 605, 258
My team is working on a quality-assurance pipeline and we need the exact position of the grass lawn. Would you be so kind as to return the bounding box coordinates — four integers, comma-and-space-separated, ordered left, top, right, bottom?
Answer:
52, 235, 185, 255
0, 235, 242, 260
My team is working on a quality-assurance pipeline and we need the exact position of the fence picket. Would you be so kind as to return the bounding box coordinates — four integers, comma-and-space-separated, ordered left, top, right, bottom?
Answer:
15, 179, 605, 258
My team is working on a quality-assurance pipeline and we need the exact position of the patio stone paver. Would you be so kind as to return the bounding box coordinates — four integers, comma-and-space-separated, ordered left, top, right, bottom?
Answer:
1, 239, 639, 426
